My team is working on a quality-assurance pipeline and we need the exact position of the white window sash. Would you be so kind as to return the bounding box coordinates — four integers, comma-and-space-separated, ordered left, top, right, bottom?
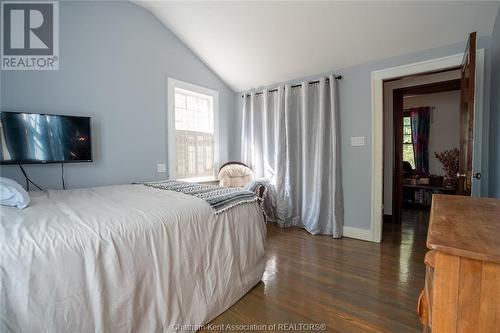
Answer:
167, 78, 219, 181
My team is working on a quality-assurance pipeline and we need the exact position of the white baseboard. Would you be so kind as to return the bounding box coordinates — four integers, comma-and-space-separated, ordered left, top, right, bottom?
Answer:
342, 226, 373, 242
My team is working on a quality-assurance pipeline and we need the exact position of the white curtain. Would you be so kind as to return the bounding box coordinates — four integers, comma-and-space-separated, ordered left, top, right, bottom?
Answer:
241, 76, 343, 237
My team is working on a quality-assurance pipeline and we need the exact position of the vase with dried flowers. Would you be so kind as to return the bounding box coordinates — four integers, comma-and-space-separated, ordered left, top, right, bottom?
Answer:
434, 148, 459, 189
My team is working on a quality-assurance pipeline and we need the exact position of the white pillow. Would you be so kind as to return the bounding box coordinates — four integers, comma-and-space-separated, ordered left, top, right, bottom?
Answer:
0, 177, 30, 209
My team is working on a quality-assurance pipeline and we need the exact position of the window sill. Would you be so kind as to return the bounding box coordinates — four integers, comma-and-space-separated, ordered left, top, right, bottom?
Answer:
179, 177, 219, 185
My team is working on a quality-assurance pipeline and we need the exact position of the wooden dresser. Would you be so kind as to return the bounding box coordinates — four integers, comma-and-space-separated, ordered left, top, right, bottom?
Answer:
418, 195, 500, 332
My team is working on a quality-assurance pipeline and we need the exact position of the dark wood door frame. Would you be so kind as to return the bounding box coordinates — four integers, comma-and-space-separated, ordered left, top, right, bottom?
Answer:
392, 79, 461, 224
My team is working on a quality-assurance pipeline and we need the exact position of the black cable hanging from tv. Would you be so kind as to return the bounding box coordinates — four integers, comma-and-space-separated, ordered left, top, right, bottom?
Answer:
18, 164, 43, 191
61, 162, 66, 190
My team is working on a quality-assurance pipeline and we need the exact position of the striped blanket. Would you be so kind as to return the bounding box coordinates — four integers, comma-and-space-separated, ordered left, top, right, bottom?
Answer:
143, 180, 261, 215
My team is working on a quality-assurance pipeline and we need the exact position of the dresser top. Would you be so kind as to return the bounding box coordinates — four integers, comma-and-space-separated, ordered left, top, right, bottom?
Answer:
427, 195, 500, 264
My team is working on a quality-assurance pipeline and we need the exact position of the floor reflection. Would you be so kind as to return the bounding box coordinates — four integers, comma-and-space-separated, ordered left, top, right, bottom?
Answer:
211, 208, 430, 332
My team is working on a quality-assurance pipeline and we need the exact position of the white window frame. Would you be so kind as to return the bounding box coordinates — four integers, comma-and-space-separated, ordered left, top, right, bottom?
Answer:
167, 78, 219, 182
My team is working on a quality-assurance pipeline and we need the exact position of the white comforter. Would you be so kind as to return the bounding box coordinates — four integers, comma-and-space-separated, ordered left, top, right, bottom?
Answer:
0, 184, 266, 332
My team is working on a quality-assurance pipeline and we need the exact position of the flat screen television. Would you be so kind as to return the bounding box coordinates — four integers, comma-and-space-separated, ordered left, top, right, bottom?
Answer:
0, 112, 92, 164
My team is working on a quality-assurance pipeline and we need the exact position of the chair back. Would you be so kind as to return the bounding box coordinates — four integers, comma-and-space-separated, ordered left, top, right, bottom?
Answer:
218, 162, 254, 187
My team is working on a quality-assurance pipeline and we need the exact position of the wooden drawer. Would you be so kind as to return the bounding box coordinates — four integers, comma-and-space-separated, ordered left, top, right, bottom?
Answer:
423, 195, 500, 332
428, 252, 500, 332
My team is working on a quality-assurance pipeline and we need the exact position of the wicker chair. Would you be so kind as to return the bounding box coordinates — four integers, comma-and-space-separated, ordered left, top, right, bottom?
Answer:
218, 162, 266, 200
218, 162, 253, 187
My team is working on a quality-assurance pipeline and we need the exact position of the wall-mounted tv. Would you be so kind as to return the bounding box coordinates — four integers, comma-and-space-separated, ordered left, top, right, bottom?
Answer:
0, 112, 92, 164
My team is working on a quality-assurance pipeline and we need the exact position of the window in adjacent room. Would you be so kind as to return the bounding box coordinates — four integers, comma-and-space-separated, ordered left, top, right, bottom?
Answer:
402, 115, 415, 168
168, 79, 218, 181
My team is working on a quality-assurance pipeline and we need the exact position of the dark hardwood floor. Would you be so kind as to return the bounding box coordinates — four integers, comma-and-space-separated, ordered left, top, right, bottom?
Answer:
210, 208, 430, 332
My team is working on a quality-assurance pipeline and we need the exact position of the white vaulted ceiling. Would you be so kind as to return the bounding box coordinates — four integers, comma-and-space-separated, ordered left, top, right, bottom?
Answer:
133, 1, 500, 92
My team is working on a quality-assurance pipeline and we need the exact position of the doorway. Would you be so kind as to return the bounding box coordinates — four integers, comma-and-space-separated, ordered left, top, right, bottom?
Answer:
371, 33, 484, 242
390, 76, 461, 224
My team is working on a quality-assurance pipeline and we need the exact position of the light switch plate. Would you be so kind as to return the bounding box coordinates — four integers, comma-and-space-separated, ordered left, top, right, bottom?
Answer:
351, 136, 365, 147
157, 163, 166, 173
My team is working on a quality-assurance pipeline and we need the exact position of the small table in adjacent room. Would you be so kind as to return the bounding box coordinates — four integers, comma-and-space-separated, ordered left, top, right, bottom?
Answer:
417, 195, 500, 332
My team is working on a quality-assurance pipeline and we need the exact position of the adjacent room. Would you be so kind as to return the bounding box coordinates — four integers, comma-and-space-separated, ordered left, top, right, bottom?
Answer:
1, 1, 500, 332
383, 69, 463, 223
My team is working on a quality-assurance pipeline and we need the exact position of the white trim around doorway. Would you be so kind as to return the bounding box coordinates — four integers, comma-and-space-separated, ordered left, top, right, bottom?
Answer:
370, 49, 485, 243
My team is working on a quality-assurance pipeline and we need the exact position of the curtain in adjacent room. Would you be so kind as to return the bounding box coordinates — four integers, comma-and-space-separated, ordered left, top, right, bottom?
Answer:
241, 76, 343, 238
410, 106, 431, 175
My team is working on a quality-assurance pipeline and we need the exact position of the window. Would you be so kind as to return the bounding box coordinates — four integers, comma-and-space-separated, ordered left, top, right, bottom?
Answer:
402, 115, 415, 168
168, 79, 218, 181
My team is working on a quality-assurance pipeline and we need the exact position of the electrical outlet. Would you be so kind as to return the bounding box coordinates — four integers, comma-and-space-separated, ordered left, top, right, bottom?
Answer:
157, 163, 166, 173
351, 136, 365, 147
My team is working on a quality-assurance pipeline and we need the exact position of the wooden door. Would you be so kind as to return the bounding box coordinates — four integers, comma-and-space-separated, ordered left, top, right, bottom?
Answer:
458, 32, 477, 196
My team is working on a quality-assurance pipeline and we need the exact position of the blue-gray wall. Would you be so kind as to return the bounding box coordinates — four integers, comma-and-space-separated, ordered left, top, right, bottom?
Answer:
490, 8, 500, 198
2, 1, 497, 230
0, 1, 234, 189
232, 36, 493, 231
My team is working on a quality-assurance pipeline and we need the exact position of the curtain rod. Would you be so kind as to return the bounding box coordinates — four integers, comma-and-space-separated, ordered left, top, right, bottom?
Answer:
241, 75, 342, 98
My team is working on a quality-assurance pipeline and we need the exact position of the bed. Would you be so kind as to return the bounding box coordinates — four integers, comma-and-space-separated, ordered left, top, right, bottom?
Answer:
0, 183, 266, 332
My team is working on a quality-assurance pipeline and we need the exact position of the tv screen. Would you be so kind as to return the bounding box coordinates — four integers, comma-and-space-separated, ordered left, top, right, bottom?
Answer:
0, 112, 92, 164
